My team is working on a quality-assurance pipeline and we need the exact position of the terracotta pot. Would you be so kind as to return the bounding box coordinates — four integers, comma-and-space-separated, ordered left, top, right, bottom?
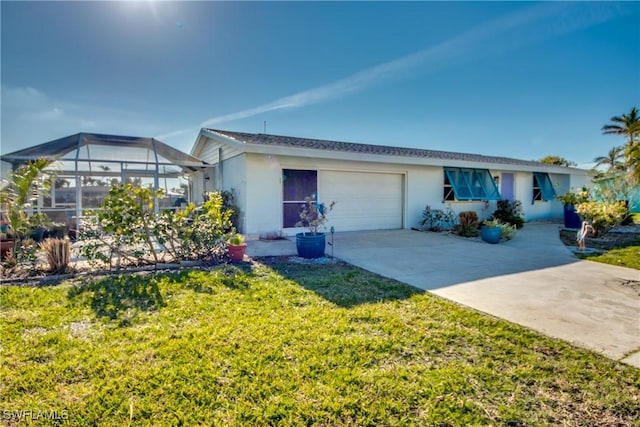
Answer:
227, 243, 247, 262
1, 239, 13, 261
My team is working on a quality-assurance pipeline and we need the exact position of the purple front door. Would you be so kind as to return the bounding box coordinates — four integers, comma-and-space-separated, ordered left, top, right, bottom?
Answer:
501, 173, 514, 201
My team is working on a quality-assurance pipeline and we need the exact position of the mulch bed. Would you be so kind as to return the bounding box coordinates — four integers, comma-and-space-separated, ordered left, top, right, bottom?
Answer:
559, 227, 640, 250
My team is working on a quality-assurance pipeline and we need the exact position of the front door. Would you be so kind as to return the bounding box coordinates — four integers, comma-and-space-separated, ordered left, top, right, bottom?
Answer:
282, 169, 317, 228
501, 173, 515, 201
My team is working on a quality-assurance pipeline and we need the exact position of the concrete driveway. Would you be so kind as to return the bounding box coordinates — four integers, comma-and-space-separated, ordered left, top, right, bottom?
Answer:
247, 223, 640, 367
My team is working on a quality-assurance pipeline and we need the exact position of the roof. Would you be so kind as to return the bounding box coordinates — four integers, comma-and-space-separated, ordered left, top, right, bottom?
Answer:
203, 129, 570, 170
2, 133, 209, 170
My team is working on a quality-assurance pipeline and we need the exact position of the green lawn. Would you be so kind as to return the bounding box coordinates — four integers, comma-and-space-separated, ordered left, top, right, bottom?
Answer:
578, 245, 640, 270
2, 260, 639, 426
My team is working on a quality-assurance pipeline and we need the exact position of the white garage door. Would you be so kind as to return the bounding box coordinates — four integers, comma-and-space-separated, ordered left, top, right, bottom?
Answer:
319, 171, 403, 231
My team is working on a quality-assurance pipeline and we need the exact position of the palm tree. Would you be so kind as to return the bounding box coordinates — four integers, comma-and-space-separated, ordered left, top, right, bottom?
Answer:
627, 140, 640, 184
602, 107, 640, 183
593, 146, 625, 172
601, 107, 640, 148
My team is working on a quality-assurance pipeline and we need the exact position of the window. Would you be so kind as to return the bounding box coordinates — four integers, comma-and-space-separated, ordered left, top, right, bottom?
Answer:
443, 168, 501, 201
532, 172, 556, 202
443, 173, 455, 201
282, 169, 317, 227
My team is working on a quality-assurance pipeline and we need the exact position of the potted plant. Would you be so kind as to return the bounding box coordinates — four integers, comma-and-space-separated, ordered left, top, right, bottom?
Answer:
481, 219, 502, 244
557, 187, 589, 229
227, 233, 247, 262
295, 196, 335, 259
0, 231, 12, 261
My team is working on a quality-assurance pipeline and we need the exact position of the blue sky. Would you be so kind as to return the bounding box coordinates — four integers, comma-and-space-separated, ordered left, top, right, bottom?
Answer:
1, 1, 639, 167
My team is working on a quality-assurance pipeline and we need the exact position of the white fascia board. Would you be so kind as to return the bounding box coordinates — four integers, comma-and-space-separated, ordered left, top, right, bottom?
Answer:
242, 143, 589, 175
190, 133, 207, 157
191, 129, 248, 157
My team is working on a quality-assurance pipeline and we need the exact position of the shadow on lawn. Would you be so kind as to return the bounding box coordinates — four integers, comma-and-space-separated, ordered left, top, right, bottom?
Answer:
68, 274, 166, 323
67, 263, 260, 323
261, 257, 423, 308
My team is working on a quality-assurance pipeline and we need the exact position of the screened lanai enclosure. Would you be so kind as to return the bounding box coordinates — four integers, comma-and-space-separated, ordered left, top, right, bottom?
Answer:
1, 133, 213, 231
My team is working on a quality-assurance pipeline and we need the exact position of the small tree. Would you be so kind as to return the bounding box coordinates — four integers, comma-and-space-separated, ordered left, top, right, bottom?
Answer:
296, 196, 335, 235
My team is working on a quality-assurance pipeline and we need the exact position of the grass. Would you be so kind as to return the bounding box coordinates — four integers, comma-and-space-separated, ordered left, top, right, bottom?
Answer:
577, 246, 640, 270
1, 259, 639, 426
559, 224, 640, 270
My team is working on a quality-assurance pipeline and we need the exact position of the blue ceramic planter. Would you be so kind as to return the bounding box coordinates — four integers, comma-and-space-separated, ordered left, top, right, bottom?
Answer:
296, 232, 326, 259
481, 226, 501, 244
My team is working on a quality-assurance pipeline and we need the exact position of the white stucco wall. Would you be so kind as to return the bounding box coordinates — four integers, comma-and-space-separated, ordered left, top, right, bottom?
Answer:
513, 171, 564, 221
216, 151, 587, 234
237, 155, 535, 235
221, 155, 247, 232
191, 171, 205, 204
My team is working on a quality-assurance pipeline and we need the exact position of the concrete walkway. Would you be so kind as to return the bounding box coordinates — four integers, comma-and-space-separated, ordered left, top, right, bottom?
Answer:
246, 224, 640, 367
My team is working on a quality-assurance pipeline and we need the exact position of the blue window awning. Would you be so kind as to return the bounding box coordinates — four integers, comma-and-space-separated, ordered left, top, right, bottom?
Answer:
533, 172, 556, 202
444, 167, 501, 201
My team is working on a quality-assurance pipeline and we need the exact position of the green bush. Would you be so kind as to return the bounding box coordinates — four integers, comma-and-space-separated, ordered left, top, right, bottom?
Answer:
220, 189, 240, 232
78, 184, 164, 269
78, 188, 236, 269
491, 200, 525, 229
576, 201, 628, 237
169, 192, 232, 262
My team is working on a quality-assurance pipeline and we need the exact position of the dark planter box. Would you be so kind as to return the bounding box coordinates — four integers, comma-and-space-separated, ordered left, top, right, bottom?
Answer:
563, 204, 582, 229
296, 233, 326, 259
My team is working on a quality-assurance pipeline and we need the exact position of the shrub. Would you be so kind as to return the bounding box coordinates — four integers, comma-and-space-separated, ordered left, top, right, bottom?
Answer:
499, 223, 517, 240
39, 238, 71, 273
220, 190, 240, 232
170, 192, 232, 262
419, 205, 457, 232
78, 188, 237, 269
457, 211, 480, 237
491, 200, 525, 229
575, 201, 628, 237
459, 211, 479, 227
78, 184, 164, 269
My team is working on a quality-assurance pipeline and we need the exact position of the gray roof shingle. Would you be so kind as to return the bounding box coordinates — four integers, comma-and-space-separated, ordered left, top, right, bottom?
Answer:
206, 129, 553, 168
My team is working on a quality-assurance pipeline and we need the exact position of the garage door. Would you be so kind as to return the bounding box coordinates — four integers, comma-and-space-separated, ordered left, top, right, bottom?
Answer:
319, 171, 403, 231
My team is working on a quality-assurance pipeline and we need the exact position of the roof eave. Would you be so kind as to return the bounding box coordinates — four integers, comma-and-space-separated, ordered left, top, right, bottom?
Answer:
240, 143, 589, 174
